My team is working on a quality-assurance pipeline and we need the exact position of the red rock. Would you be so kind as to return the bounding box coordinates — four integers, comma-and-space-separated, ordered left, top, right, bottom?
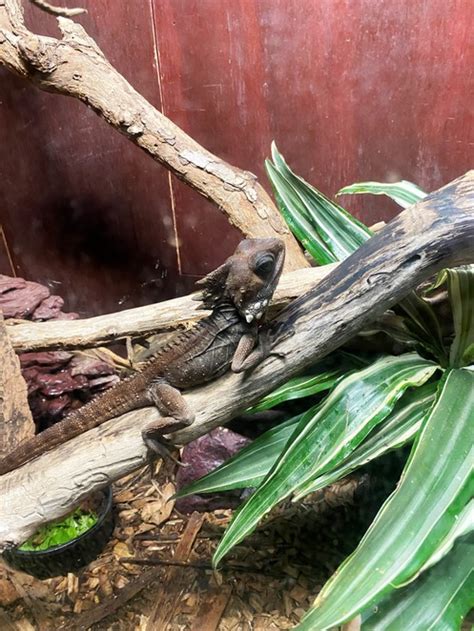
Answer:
0, 275, 27, 293
0, 280, 50, 318
175, 427, 251, 513
70, 356, 115, 377
32, 295, 64, 320
35, 371, 89, 396
19, 351, 73, 368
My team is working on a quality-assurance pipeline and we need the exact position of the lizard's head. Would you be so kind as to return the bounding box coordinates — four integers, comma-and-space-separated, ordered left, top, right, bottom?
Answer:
196, 238, 285, 322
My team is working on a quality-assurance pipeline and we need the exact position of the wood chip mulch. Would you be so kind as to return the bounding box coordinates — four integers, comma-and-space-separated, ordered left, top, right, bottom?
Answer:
0, 459, 380, 631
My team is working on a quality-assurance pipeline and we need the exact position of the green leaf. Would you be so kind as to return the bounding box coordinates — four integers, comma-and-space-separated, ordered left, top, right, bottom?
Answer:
175, 413, 303, 495
267, 144, 372, 264
248, 352, 366, 413
212, 354, 438, 567
179, 354, 369, 496
405, 499, 474, 583
265, 160, 336, 264
395, 292, 448, 364
446, 265, 474, 367
293, 381, 437, 500
362, 534, 474, 631
337, 180, 427, 209
297, 368, 474, 630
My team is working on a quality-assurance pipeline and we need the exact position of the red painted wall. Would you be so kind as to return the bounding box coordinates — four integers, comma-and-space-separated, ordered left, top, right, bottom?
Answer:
0, 0, 472, 315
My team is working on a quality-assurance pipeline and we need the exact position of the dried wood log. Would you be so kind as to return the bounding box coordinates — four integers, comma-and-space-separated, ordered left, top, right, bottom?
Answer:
0, 313, 34, 457
0, 0, 307, 271
6, 265, 337, 353
0, 172, 472, 547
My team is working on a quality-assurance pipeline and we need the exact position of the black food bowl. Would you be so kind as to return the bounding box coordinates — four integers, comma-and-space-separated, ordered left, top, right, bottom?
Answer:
3, 486, 114, 579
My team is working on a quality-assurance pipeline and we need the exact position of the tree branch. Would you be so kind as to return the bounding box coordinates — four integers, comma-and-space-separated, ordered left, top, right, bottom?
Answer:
29, 0, 86, 17
6, 265, 337, 352
0, 314, 35, 458
0, 0, 307, 270
0, 172, 472, 547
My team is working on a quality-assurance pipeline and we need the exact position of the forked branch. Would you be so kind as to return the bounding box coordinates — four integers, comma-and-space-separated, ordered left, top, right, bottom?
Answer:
0, 0, 307, 270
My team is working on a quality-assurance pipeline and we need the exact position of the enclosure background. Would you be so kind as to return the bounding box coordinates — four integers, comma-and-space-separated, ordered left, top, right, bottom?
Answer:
0, 0, 472, 316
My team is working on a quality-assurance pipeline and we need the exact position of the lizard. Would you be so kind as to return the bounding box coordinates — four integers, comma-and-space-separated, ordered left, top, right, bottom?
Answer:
0, 238, 286, 475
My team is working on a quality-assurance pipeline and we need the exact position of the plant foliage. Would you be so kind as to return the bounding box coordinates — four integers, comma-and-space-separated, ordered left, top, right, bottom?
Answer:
183, 151, 473, 629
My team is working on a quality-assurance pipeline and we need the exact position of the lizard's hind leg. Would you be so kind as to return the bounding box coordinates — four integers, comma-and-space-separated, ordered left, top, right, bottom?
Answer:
142, 380, 195, 462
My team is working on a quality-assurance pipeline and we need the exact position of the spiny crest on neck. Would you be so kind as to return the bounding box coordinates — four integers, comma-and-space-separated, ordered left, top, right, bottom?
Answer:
193, 238, 286, 322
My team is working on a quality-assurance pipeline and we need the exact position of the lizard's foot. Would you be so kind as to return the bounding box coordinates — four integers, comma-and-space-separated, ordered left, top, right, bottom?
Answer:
143, 436, 188, 467
142, 418, 191, 467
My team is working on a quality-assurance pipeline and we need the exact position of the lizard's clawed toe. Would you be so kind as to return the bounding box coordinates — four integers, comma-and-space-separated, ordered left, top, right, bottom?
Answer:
143, 436, 188, 467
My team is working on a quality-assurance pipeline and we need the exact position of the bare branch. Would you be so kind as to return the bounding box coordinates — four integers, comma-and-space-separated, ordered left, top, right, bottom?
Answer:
0, 0, 307, 270
6, 265, 338, 352
0, 172, 472, 547
29, 0, 86, 17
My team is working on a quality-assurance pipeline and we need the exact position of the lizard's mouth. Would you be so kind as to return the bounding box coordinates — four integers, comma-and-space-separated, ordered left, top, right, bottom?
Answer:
242, 298, 270, 324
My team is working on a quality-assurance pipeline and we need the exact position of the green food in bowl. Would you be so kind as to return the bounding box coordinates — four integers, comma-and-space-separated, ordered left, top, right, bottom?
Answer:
19, 509, 98, 552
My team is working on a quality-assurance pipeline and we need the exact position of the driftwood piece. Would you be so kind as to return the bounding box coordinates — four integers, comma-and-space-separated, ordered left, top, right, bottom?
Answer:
0, 172, 473, 547
6, 265, 337, 353
0, 0, 307, 271
0, 313, 34, 457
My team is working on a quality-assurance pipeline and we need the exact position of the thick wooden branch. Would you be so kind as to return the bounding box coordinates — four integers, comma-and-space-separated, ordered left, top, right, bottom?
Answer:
0, 314, 34, 457
0, 0, 307, 270
6, 265, 337, 352
0, 172, 472, 548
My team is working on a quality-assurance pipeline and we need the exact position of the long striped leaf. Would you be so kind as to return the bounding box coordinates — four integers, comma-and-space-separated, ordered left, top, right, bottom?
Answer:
446, 265, 474, 367
213, 354, 438, 567
293, 381, 437, 500
249, 352, 366, 412
271, 144, 372, 258
297, 368, 474, 630
338, 180, 427, 209
362, 535, 474, 631
267, 144, 371, 264
395, 292, 447, 364
175, 413, 303, 496
404, 499, 474, 583
265, 160, 336, 264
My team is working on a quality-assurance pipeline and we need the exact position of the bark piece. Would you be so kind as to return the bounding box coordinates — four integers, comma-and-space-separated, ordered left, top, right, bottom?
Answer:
0, 313, 34, 458
145, 512, 204, 631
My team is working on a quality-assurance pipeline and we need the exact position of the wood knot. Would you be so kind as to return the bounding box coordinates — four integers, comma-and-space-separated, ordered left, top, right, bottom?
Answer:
18, 36, 58, 74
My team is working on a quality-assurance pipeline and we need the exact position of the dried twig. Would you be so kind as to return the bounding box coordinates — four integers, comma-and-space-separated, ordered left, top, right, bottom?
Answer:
29, 0, 86, 17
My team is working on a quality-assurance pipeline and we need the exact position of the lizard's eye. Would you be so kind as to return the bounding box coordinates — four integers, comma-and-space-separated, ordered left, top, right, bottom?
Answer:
254, 253, 275, 279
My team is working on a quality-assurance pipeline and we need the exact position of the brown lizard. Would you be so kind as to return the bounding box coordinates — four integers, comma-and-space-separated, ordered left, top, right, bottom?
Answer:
0, 238, 285, 475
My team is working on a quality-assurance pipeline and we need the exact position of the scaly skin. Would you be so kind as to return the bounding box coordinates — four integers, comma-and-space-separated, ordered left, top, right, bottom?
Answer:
0, 238, 285, 475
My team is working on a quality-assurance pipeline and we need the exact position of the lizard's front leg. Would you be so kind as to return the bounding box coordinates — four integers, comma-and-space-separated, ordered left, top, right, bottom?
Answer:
231, 330, 272, 373
142, 379, 194, 460
231, 323, 295, 373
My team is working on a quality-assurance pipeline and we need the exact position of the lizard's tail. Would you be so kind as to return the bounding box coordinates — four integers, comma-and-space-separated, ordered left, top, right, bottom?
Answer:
0, 379, 149, 476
